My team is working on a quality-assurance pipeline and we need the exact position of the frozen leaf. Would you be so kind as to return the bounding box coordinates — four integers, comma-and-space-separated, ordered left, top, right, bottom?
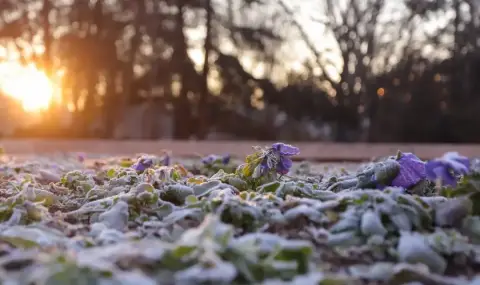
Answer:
95, 228, 126, 245
252, 164, 263, 179
461, 216, 480, 242
25, 188, 57, 206
155, 202, 174, 219
192, 180, 221, 197
329, 209, 360, 233
162, 208, 204, 226
174, 259, 237, 285
327, 231, 363, 246
226, 176, 248, 191
98, 201, 129, 231
283, 204, 324, 224
234, 233, 287, 252
44, 264, 103, 285
185, 195, 198, 205
349, 262, 395, 281
361, 209, 388, 237
160, 185, 194, 205
76, 239, 168, 267
219, 198, 264, 231
373, 159, 401, 187
468, 276, 480, 285
388, 263, 462, 285
0, 225, 68, 248
257, 181, 284, 193
131, 183, 155, 195
434, 198, 471, 227
210, 169, 228, 180
397, 232, 447, 274
1, 208, 23, 227
262, 273, 351, 285
103, 271, 157, 285
39, 169, 61, 183
389, 212, 413, 232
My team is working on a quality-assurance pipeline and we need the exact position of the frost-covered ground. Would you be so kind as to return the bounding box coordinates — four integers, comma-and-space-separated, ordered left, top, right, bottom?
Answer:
0, 146, 480, 285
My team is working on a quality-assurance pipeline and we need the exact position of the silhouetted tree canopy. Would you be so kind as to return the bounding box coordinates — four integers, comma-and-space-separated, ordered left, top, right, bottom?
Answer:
0, 0, 479, 142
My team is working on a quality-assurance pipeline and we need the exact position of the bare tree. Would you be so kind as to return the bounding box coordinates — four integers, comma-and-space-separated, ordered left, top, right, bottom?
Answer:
279, 0, 386, 141
197, 0, 213, 139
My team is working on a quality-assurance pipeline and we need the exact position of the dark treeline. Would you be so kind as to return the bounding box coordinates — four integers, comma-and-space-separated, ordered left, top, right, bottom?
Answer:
0, 0, 479, 142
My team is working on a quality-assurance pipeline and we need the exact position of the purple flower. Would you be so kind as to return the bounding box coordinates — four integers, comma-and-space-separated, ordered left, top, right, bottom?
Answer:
222, 154, 231, 165
132, 157, 153, 172
77, 152, 86, 163
270, 142, 300, 175
426, 152, 470, 187
201, 154, 230, 166
390, 152, 426, 188
162, 154, 170, 166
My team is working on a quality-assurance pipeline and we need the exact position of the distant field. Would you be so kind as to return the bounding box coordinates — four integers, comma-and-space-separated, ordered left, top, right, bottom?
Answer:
0, 139, 479, 161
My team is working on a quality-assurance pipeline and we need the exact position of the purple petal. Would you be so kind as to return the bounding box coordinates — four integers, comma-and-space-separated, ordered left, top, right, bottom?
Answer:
132, 163, 146, 172
277, 157, 293, 175
202, 155, 216, 165
425, 160, 445, 180
390, 153, 426, 188
142, 158, 153, 167
443, 152, 470, 174
77, 152, 86, 163
425, 152, 471, 186
162, 155, 170, 166
426, 160, 458, 187
222, 154, 231, 165
272, 143, 300, 156
260, 158, 270, 170
442, 169, 458, 187
132, 157, 153, 171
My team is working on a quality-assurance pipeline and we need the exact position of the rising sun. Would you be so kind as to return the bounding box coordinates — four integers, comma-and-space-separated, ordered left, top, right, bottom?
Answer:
0, 63, 55, 112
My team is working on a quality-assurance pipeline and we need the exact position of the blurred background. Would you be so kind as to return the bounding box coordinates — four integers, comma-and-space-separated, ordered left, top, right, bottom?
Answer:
0, 0, 478, 143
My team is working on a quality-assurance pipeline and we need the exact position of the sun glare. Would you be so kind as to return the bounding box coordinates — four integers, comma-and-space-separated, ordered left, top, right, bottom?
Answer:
0, 63, 56, 112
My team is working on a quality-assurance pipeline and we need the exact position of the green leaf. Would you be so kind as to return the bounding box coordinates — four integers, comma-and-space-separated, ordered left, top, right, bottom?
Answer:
246, 152, 261, 163
373, 159, 400, 185
226, 176, 248, 191
171, 245, 197, 259
155, 202, 174, 219
397, 232, 447, 274
119, 159, 133, 167
185, 195, 198, 205
257, 181, 283, 193
193, 180, 221, 197
211, 169, 228, 180
242, 163, 255, 178
106, 168, 116, 178
252, 164, 263, 179
160, 185, 194, 205
469, 191, 480, 215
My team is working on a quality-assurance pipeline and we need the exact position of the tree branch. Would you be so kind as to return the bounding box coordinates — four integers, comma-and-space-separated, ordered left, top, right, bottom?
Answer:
276, 0, 337, 86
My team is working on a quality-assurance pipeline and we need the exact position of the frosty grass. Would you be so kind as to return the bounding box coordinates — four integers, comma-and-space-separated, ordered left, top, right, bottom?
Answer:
0, 147, 479, 285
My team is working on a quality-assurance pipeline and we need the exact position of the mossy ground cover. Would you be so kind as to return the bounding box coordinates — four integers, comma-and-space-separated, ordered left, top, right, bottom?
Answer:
0, 145, 479, 285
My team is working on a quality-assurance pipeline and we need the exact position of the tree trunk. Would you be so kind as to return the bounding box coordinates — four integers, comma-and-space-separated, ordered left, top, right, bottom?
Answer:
43, 0, 52, 77
197, 0, 213, 139
103, 69, 116, 138
173, 2, 193, 139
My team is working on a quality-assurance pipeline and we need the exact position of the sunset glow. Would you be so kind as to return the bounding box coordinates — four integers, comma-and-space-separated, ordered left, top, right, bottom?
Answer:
0, 63, 57, 112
